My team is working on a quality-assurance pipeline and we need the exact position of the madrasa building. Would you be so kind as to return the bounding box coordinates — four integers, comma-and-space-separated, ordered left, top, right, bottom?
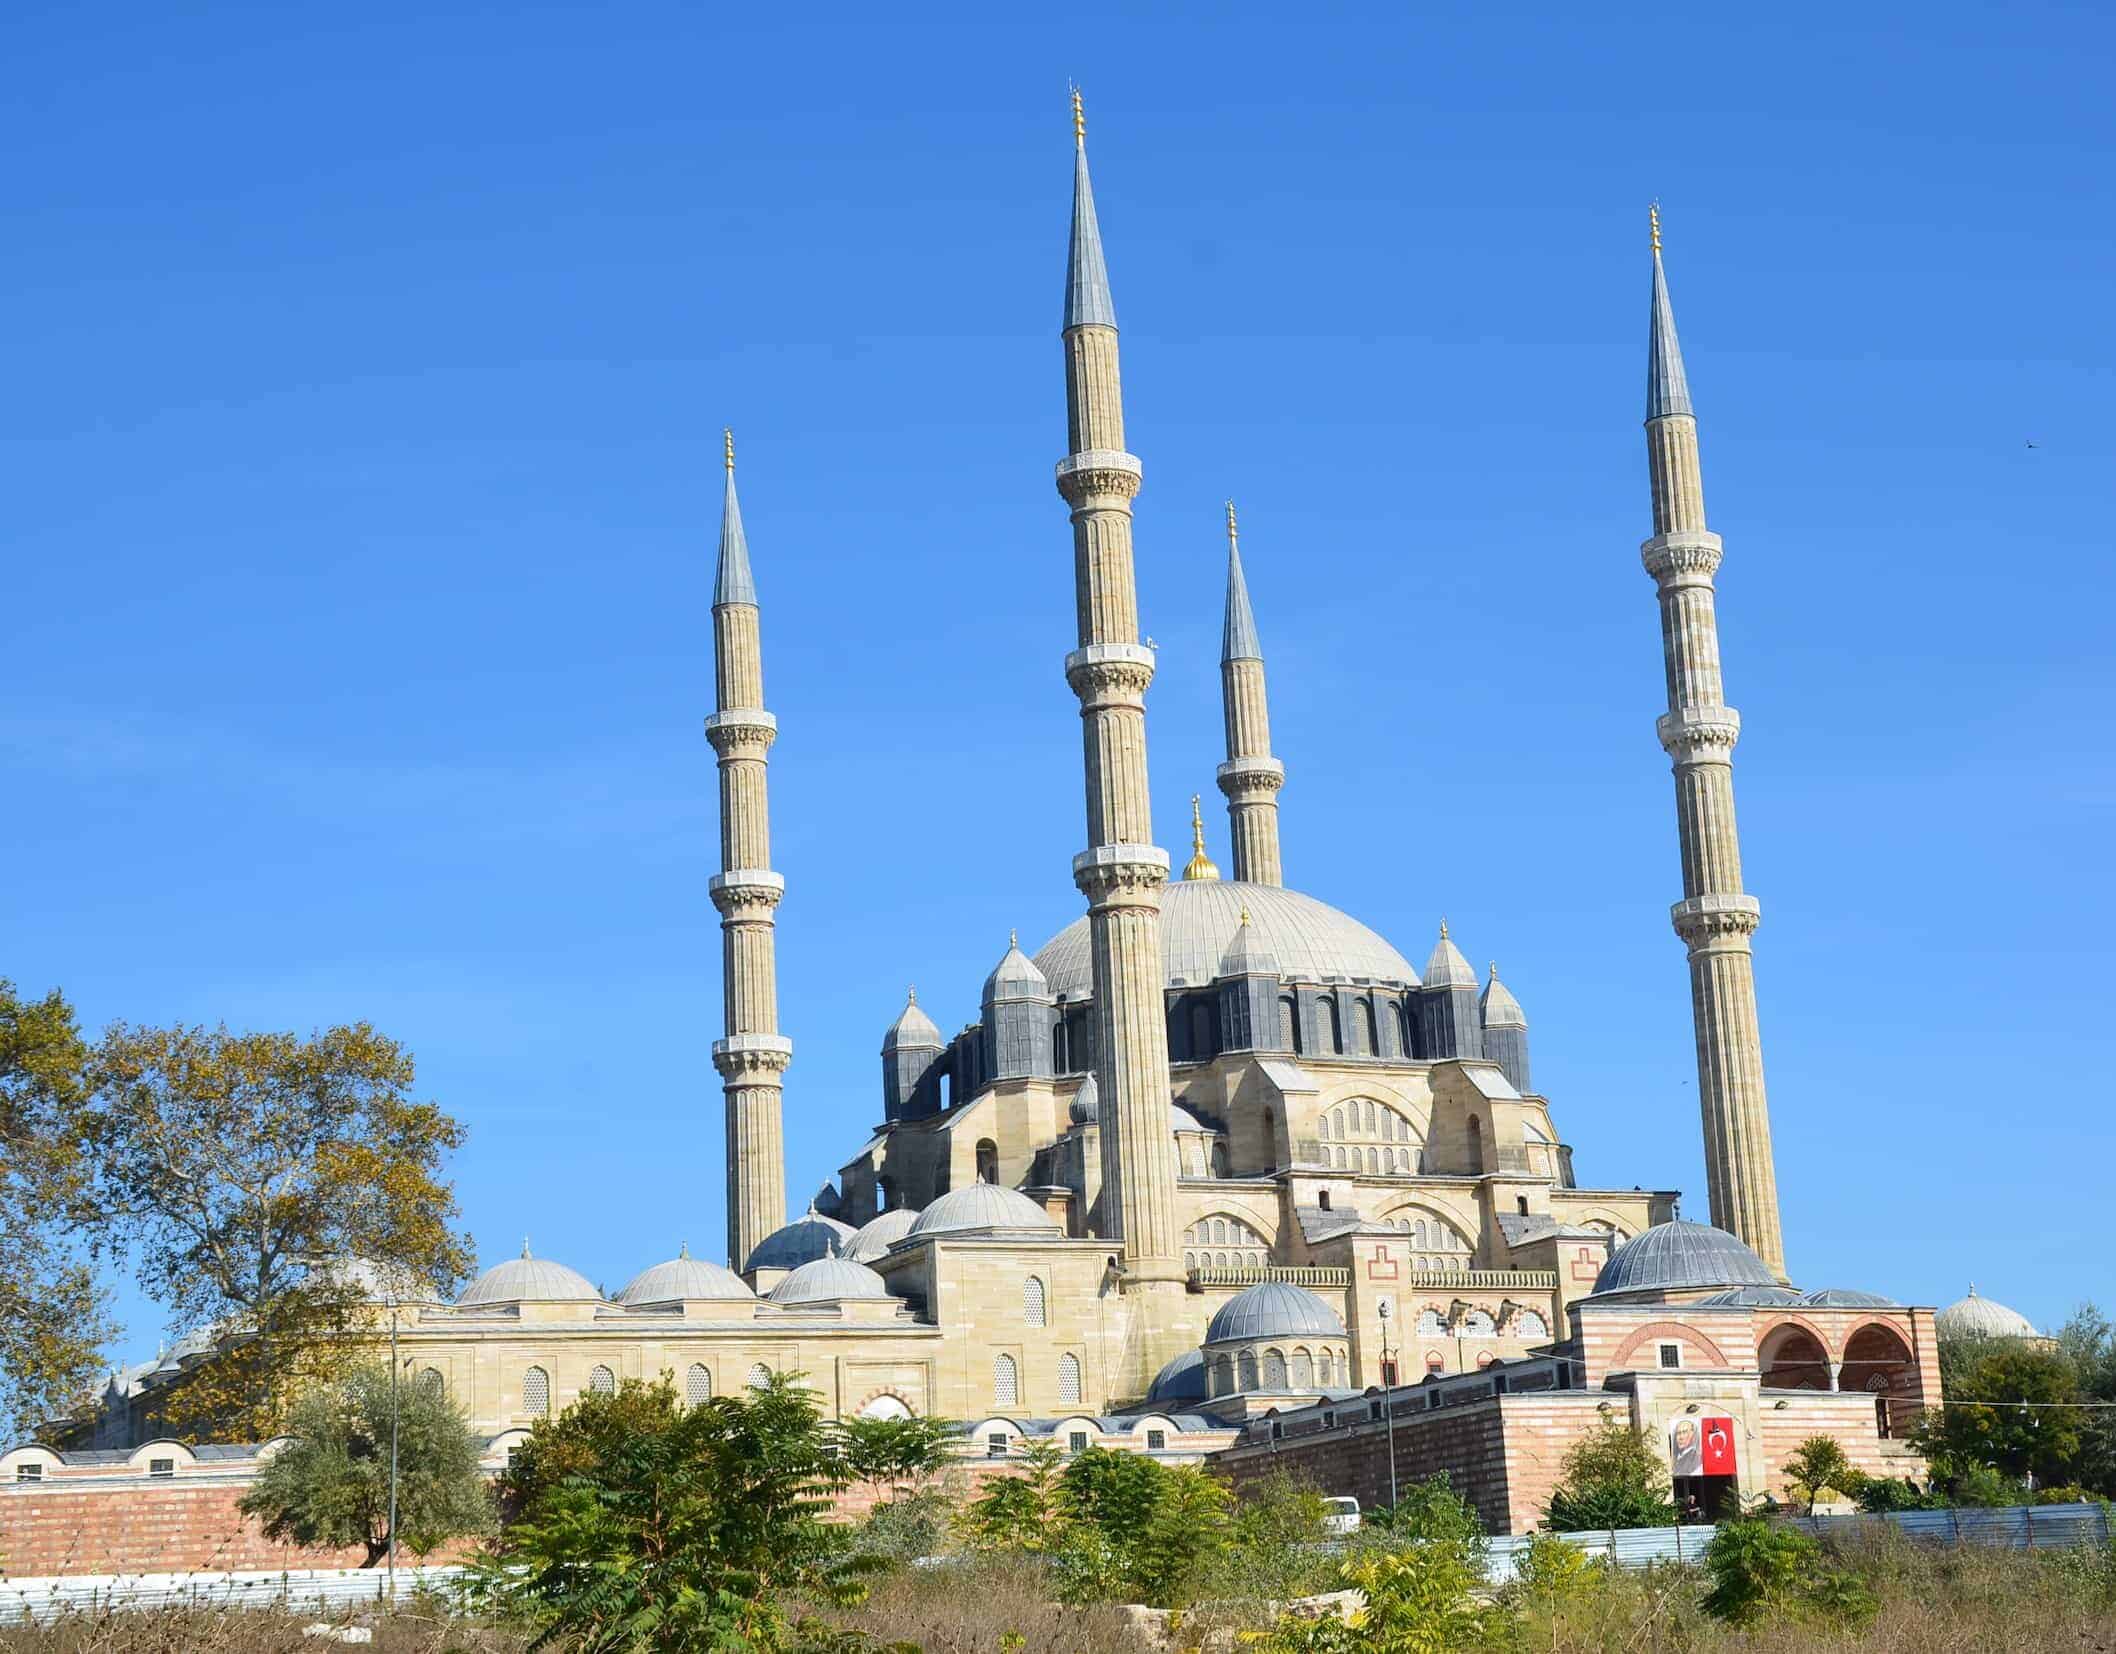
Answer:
36, 103, 1998, 1524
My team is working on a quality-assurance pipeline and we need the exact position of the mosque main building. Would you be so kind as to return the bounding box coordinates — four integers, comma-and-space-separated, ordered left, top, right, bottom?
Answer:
44, 103, 2016, 1528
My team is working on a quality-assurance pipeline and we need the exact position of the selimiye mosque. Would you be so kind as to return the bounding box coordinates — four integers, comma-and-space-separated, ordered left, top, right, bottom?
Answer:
55, 100, 2034, 1481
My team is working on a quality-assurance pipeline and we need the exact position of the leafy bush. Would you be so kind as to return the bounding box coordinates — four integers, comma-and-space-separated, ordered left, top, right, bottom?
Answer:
1700, 1517, 1877, 1632
1780, 1434, 1863, 1514
1244, 1539, 1495, 1652
1545, 1420, 1677, 1531
1365, 1472, 1484, 1547
1855, 1475, 1946, 1513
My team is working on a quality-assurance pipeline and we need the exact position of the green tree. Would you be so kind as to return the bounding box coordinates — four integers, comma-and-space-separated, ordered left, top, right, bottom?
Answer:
1700, 1518, 1876, 1632
1544, 1420, 1677, 1531
1913, 1341, 2084, 1488
1366, 1472, 1483, 1545
836, 1411, 956, 1505
956, 1438, 1069, 1555
83, 1019, 475, 1438
238, 1361, 491, 1566
471, 1371, 869, 1652
1130, 1464, 1232, 1607
1246, 1540, 1496, 1653
0, 981, 112, 1440
2057, 1304, 2116, 1495
1780, 1434, 1862, 1515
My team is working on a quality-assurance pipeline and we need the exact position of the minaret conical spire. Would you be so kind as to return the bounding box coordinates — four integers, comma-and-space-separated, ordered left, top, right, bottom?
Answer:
706, 428, 791, 1273
1064, 89, 1117, 331
1638, 208, 1786, 1280
1217, 500, 1286, 885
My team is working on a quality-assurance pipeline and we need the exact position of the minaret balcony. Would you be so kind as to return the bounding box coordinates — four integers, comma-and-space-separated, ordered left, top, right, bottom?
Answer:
1054, 448, 1143, 504
1639, 530, 1723, 585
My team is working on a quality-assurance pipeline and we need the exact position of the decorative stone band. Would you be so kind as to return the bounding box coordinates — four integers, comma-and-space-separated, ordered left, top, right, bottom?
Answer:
1054, 448, 1144, 505
1671, 892, 1763, 950
1064, 641, 1157, 705
1640, 529, 1724, 586
1072, 842, 1171, 909
703, 708, 778, 755
1657, 705, 1743, 763
712, 1033, 794, 1079
1216, 756, 1286, 794
708, 869, 786, 915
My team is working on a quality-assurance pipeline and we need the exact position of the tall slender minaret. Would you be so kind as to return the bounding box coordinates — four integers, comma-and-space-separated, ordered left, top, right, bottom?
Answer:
1640, 209, 1787, 1279
1217, 502, 1286, 886
1055, 94, 1185, 1328
706, 429, 791, 1271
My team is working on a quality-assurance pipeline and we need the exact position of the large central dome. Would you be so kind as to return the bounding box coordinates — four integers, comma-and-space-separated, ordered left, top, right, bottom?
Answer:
1032, 880, 1420, 999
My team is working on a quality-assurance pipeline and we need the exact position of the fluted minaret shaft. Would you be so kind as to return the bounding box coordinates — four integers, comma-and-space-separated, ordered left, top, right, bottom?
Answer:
1217, 503, 1285, 886
1057, 106, 1183, 1288
707, 435, 790, 1272
1640, 219, 1787, 1280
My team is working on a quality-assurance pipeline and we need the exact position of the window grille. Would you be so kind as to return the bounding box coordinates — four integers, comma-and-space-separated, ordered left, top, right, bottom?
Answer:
418, 1367, 445, 1397
588, 1365, 615, 1395
1023, 1276, 1047, 1327
1058, 1352, 1082, 1406
16, 1464, 42, 1483
523, 1367, 550, 1416
986, 1433, 1009, 1458
747, 1364, 771, 1390
993, 1353, 1019, 1407
1658, 1343, 1681, 1370
149, 1458, 175, 1478
686, 1364, 713, 1405
1068, 1431, 1088, 1453
1146, 1429, 1166, 1451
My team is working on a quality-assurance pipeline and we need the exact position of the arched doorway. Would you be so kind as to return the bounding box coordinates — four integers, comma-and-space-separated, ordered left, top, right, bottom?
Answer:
1841, 1323, 1917, 1435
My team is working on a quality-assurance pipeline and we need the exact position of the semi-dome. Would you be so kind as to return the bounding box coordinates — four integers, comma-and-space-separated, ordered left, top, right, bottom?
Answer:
1205, 1280, 1347, 1345
983, 933, 1050, 1002
1800, 1288, 1897, 1308
458, 1243, 603, 1307
1169, 1105, 1211, 1134
906, 1183, 1063, 1239
1068, 1074, 1099, 1127
1148, 1348, 1208, 1404
766, 1256, 895, 1305
1937, 1287, 2038, 1341
1033, 880, 1419, 999
881, 991, 943, 1052
844, 1207, 922, 1263
1592, 1220, 1778, 1297
744, 1209, 857, 1273
616, 1245, 756, 1306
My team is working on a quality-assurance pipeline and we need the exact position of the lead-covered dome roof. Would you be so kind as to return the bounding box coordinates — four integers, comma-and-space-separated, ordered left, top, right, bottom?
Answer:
1205, 1280, 1347, 1345
457, 1244, 603, 1307
766, 1256, 895, 1305
844, 1207, 922, 1263
744, 1209, 857, 1273
906, 1183, 1062, 1240
1592, 1220, 1778, 1297
1148, 1349, 1208, 1404
1033, 880, 1419, 998
616, 1246, 756, 1306
1937, 1287, 2037, 1341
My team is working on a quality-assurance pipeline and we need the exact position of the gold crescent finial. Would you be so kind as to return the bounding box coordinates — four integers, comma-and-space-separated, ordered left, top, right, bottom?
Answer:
1071, 86, 1085, 148
1239, 906, 1251, 926
1009, 927, 1018, 949
1489, 960, 1499, 980
906, 985, 916, 1004
724, 427, 735, 472
1225, 499, 1239, 549
1181, 793, 1221, 880
1649, 202, 1662, 255
1439, 917, 1450, 940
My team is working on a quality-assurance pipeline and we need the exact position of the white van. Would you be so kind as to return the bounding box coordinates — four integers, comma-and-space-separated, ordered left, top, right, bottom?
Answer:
1320, 1496, 1362, 1537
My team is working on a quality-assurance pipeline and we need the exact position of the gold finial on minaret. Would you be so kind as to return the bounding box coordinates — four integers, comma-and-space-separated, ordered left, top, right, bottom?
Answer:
1225, 499, 1238, 550
1182, 793, 1221, 880
724, 426, 735, 472
1071, 85, 1085, 148
1649, 201, 1662, 255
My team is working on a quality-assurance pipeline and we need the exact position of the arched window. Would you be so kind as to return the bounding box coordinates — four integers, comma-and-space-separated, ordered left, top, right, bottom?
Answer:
685, 1363, 713, 1405
1323, 998, 1343, 1055
1465, 1114, 1484, 1174
993, 1353, 1019, 1407
1460, 1310, 1495, 1338
1262, 1348, 1288, 1389
1023, 1275, 1047, 1327
1291, 1349, 1314, 1389
417, 1367, 445, 1398
1416, 1308, 1446, 1336
1382, 1206, 1474, 1271
588, 1364, 616, 1395
1189, 1002, 1214, 1061
1054, 1018, 1070, 1074
1184, 1213, 1270, 1268
746, 1363, 771, 1391
976, 1139, 999, 1185
1237, 1350, 1260, 1391
878, 1176, 897, 1211
1279, 996, 1301, 1054
1514, 1311, 1549, 1340
1358, 1000, 1378, 1057
1394, 1001, 1413, 1056
1059, 1352, 1082, 1406
1324, 1098, 1424, 1158
522, 1366, 550, 1417
1211, 1141, 1230, 1177
860, 1393, 912, 1420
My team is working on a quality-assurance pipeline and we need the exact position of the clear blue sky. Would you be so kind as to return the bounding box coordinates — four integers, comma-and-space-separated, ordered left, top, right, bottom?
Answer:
8, 2, 2111, 1361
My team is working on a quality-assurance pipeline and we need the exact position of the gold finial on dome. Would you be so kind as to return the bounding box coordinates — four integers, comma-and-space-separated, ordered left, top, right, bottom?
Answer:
1489, 959, 1500, 980
1439, 917, 1450, 940
1071, 85, 1085, 148
1649, 201, 1662, 255
1182, 793, 1221, 880
1009, 928, 1018, 948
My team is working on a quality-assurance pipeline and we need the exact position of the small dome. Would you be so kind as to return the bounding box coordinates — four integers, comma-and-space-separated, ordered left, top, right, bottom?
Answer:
1148, 1349, 1208, 1404
458, 1243, 603, 1307
1068, 1074, 1100, 1128
743, 1209, 857, 1273
1170, 1104, 1211, 1134
1800, 1288, 1897, 1309
906, 1183, 1063, 1240
1424, 922, 1478, 989
1479, 964, 1526, 1029
1697, 1285, 1806, 1307
616, 1245, 756, 1306
983, 933, 1050, 1002
1937, 1287, 2038, 1341
1592, 1220, 1778, 1297
1206, 1281, 1347, 1345
766, 1256, 895, 1305
844, 1207, 922, 1263
881, 990, 943, 1053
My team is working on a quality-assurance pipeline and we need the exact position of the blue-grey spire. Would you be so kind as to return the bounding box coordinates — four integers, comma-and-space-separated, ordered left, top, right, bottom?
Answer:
1646, 208, 1693, 420
1063, 96, 1117, 331
715, 429, 758, 608
1221, 502, 1263, 663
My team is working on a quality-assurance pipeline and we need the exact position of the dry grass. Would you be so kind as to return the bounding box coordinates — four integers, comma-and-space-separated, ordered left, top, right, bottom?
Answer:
803, 1558, 1158, 1653
0, 1600, 527, 1653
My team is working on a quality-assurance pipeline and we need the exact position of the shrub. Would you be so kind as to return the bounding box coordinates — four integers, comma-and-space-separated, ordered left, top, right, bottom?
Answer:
1780, 1434, 1862, 1515
1700, 1517, 1877, 1632
1855, 1474, 1946, 1513
1365, 1472, 1483, 1547
1244, 1538, 1495, 1652
1544, 1420, 1677, 1531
